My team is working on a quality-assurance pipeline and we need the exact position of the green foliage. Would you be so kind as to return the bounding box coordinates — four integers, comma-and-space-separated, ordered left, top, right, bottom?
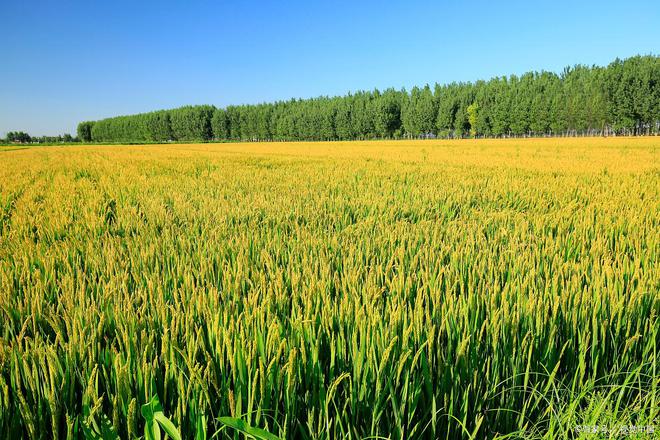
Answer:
144, 111, 173, 142
3, 131, 78, 144
78, 121, 95, 142
5, 131, 32, 143
211, 109, 229, 140
141, 396, 182, 440
88, 106, 214, 143
402, 85, 437, 137
79, 55, 660, 143
170, 105, 215, 141
467, 103, 479, 137
372, 89, 402, 138
81, 404, 120, 440
78, 396, 181, 440
217, 417, 281, 440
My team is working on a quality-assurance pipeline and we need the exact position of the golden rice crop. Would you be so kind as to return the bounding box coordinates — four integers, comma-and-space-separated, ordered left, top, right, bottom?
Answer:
0, 137, 659, 439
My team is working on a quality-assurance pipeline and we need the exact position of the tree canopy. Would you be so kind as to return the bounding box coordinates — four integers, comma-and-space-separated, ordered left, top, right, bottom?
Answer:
78, 55, 660, 144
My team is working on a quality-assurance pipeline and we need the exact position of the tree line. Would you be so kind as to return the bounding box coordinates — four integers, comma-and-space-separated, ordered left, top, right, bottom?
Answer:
2, 131, 78, 144
78, 55, 660, 143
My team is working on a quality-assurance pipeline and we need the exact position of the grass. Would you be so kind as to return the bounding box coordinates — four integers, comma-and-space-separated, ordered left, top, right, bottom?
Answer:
0, 137, 658, 439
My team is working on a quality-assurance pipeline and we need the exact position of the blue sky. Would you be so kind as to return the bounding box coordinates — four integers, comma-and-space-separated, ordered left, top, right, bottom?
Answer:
1, 0, 658, 136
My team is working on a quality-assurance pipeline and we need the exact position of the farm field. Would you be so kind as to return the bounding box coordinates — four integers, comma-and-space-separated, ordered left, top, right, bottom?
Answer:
0, 137, 659, 439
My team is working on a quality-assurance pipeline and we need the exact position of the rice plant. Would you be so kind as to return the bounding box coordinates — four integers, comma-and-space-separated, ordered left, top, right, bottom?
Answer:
0, 137, 658, 439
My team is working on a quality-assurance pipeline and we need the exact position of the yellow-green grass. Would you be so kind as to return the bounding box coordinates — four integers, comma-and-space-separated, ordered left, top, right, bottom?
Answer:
0, 137, 659, 439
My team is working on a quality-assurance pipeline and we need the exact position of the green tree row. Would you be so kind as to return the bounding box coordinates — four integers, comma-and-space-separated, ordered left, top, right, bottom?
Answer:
3, 131, 77, 144
78, 106, 215, 143
78, 55, 660, 143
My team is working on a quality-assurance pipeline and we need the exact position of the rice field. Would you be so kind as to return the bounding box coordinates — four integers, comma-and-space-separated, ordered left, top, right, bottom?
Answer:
0, 137, 659, 439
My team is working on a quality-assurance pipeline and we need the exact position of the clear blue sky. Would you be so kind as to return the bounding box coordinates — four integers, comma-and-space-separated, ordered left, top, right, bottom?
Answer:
1, 0, 658, 136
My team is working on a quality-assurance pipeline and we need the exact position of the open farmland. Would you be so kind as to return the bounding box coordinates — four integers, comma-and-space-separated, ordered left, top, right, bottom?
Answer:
0, 137, 659, 439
